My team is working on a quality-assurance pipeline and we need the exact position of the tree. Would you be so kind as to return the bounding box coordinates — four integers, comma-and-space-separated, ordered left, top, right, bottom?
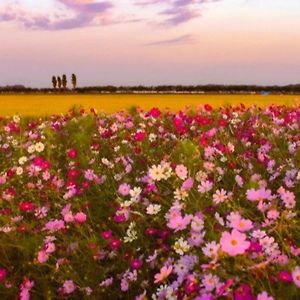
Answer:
62, 74, 67, 90
71, 74, 77, 90
57, 76, 62, 90
52, 76, 57, 90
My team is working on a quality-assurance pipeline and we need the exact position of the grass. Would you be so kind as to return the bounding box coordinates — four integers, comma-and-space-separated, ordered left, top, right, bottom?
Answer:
0, 94, 299, 116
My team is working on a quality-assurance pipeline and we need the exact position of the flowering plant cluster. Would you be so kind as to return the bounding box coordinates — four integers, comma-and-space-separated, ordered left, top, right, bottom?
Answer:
0, 104, 300, 299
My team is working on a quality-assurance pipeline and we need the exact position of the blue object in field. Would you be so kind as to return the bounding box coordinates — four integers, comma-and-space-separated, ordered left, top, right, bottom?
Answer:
261, 91, 270, 95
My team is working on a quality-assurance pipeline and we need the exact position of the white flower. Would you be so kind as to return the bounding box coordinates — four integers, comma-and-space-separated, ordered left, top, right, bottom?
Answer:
146, 204, 161, 215
35, 142, 45, 153
124, 222, 138, 243
149, 133, 157, 142
129, 187, 142, 202
16, 167, 23, 175
149, 165, 165, 181
173, 238, 190, 255
174, 188, 188, 201
27, 145, 36, 153
13, 115, 20, 123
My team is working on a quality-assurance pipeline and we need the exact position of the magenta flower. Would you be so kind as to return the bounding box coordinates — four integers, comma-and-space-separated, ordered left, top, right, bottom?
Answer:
233, 283, 253, 300
101, 230, 113, 240
0, 268, 7, 282
130, 258, 143, 270
278, 270, 293, 283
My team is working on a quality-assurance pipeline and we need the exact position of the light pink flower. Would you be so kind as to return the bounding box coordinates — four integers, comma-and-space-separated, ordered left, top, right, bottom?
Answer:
246, 187, 272, 202
257, 291, 274, 300
44, 219, 65, 233
45, 242, 56, 254
167, 215, 192, 232
154, 265, 173, 283
220, 229, 250, 256
175, 164, 188, 180
230, 217, 253, 232
118, 183, 131, 196
198, 180, 213, 193
292, 266, 300, 288
63, 279, 76, 294
64, 212, 74, 223
37, 250, 49, 263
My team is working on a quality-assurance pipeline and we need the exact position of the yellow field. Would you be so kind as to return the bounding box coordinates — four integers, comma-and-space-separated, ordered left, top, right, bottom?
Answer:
0, 94, 299, 116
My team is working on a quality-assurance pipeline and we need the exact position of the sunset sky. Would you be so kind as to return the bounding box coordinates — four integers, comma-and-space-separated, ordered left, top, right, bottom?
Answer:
0, 0, 300, 87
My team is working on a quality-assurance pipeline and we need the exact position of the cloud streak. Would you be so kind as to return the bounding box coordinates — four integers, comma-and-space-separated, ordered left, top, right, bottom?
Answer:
135, 0, 221, 26
144, 34, 195, 46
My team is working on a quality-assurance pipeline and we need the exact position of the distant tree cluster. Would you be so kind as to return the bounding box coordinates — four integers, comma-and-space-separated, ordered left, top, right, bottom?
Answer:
1, 83, 300, 94
51, 74, 77, 91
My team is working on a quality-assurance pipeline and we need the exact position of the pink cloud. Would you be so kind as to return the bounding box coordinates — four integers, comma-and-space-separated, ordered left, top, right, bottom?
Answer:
0, 0, 222, 30
135, 0, 221, 26
0, 0, 113, 30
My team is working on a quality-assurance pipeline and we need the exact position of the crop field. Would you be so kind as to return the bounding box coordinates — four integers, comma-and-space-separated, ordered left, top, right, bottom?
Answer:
0, 94, 299, 115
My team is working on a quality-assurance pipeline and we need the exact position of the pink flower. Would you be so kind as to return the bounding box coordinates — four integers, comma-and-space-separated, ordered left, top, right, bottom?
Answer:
198, 180, 213, 193
154, 265, 173, 283
64, 212, 74, 223
175, 164, 188, 180
230, 217, 253, 232
37, 250, 49, 263
292, 266, 300, 288
74, 212, 87, 224
62, 279, 76, 294
44, 219, 65, 233
118, 183, 131, 196
257, 291, 274, 300
45, 242, 56, 254
181, 178, 193, 191
280, 190, 296, 209
246, 187, 272, 202
167, 214, 192, 232
220, 229, 250, 256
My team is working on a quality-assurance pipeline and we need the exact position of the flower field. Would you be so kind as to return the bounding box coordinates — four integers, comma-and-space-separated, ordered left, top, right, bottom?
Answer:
0, 104, 300, 299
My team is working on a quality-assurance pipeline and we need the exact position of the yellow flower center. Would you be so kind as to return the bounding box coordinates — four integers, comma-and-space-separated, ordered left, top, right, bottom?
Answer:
231, 239, 238, 246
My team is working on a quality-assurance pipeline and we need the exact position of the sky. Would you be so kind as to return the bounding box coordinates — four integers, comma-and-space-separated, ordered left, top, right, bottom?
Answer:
0, 0, 300, 87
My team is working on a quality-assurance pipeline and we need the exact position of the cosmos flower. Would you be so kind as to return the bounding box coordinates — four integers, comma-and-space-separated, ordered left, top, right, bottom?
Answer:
154, 265, 173, 283
220, 229, 250, 256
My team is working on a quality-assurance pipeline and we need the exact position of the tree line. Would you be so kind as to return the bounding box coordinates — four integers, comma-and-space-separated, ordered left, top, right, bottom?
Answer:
51, 74, 77, 90
1, 83, 300, 94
